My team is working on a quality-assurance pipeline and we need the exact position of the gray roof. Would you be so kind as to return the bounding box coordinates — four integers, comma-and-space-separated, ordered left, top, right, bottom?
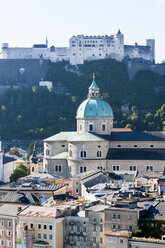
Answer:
70, 132, 106, 142
106, 148, 165, 160
44, 131, 76, 142
100, 131, 165, 141
0, 203, 27, 217
0, 192, 39, 204
146, 202, 165, 220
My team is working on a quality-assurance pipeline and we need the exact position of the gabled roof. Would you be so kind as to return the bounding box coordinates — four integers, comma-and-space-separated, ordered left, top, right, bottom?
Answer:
44, 131, 76, 142
18, 205, 64, 218
0, 204, 27, 217
0, 192, 39, 204
146, 202, 165, 220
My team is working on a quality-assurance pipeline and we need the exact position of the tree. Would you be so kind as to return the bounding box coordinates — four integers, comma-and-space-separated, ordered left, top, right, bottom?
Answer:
10, 163, 30, 182
27, 143, 35, 160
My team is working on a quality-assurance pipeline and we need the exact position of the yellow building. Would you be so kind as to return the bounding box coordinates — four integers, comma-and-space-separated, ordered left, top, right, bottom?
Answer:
17, 205, 64, 248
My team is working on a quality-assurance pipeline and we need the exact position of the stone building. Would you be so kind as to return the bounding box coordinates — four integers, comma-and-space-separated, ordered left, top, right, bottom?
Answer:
1, 30, 155, 65
43, 75, 165, 179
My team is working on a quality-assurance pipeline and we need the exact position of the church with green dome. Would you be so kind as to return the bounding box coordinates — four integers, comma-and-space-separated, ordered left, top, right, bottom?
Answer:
44, 75, 165, 187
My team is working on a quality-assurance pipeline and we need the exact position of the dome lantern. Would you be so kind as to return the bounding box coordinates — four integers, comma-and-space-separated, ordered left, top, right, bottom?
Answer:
88, 73, 100, 99
76, 75, 114, 135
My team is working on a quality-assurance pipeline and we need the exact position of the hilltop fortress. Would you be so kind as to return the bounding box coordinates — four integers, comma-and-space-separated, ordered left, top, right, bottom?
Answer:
1, 30, 155, 65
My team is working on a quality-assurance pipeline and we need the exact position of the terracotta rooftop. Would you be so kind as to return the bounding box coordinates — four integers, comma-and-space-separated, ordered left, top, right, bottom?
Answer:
18, 205, 64, 219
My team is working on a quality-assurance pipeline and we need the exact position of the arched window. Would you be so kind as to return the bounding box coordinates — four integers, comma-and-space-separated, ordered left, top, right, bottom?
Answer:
89, 124, 93, 132
97, 151, 102, 158
80, 151, 87, 158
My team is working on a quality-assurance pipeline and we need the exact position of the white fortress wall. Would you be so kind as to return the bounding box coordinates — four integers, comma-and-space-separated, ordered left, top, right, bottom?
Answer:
1, 31, 155, 65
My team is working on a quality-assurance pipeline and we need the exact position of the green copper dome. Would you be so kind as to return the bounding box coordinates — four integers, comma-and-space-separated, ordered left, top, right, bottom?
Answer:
76, 75, 113, 119
76, 98, 113, 119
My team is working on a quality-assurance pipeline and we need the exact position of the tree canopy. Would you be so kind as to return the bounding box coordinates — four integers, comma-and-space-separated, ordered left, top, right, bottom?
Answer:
10, 163, 30, 182
0, 59, 164, 140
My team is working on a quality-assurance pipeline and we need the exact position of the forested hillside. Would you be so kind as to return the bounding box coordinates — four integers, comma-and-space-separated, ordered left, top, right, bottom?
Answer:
0, 59, 165, 140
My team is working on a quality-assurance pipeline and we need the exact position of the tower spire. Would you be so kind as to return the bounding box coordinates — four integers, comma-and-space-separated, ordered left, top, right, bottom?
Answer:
88, 74, 100, 99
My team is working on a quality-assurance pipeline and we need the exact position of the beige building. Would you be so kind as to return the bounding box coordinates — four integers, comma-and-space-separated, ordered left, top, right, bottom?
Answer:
44, 76, 165, 178
17, 205, 64, 248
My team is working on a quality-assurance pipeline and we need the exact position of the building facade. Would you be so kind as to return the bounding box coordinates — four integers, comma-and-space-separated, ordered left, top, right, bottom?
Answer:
1, 30, 155, 65
17, 205, 64, 248
43, 76, 165, 179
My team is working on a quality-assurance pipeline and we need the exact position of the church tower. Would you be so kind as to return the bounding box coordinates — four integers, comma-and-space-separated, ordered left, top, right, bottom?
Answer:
76, 74, 113, 135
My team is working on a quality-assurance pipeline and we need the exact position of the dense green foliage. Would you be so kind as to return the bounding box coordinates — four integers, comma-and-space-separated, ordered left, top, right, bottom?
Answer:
138, 219, 165, 239
27, 143, 35, 160
10, 163, 30, 182
0, 59, 165, 140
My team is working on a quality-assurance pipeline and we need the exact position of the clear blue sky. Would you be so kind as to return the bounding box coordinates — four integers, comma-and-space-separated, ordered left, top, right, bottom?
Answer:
0, 0, 164, 62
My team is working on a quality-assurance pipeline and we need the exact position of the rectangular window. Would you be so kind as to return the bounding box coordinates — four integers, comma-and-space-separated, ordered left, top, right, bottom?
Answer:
1, 220, 4, 227
49, 225, 52, 230
38, 233, 41, 239
59, 165, 61, 172
102, 124, 105, 131
113, 237, 117, 243
112, 214, 116, 219
93, 237, 96, 243
43, 234, 47, 240
128, 226, 132, 231
113, 165, 120, 171
89, 124, 93, 132
49, 234, 52, 240
108, 236, 112, 243
128, 215, 133, 220
8, 241, 12, 247
80, 166, 87, 173
130, 166, 136, 171
1, 240, 4, 246
97, 151, 102, 158
38, 224, 41, 229
120, 238, 124, 244
100, 237, 103, 243
146, 166, 153, 171
112, 224, 116, 229
8, 231, 11, 237
44, 225, 47, 230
